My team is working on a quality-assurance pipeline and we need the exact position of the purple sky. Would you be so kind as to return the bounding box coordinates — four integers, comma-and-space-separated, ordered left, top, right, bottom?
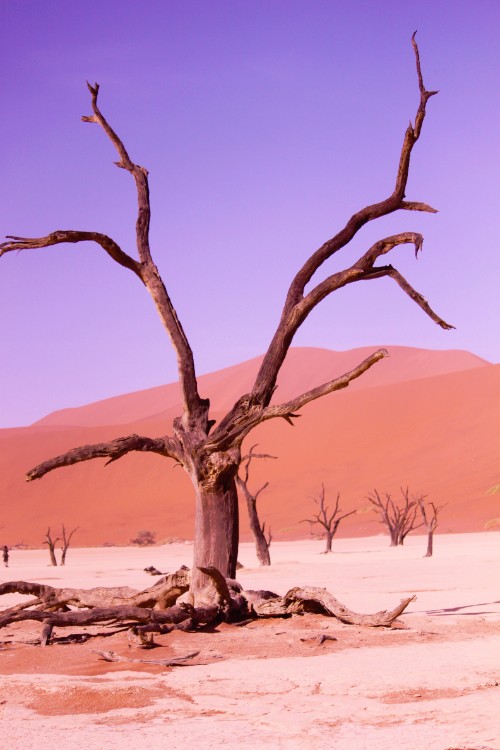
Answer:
1, 1, 499, 427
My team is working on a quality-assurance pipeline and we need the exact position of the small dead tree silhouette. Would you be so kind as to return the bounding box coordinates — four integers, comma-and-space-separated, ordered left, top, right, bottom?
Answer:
236, 445, 275, 566
44, 528, 60, 566
368, 488, 423, 546
416, 497, 445, 557
301, 485, 357, 553
60, 525, 79, 566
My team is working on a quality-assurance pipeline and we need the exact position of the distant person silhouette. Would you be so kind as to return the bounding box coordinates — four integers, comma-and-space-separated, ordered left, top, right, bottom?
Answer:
2, 546, 8, 567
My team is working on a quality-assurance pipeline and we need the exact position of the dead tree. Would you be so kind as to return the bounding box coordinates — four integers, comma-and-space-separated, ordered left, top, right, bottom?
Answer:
301, 485, 356, 553
44, 528, 60, 566
368, 488, 423, 546
60, 524, 79, 565
417, 497, 445, 557
0, 35, 452, 604
236, 445, 275, 566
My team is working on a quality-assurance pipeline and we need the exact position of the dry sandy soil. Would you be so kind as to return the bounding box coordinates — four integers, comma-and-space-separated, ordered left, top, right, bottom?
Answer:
1, 532, 499, 749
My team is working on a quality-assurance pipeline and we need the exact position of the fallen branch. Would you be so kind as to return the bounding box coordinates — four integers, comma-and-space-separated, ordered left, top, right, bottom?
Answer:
93, 649, 200, 667
250, 587, 416, 626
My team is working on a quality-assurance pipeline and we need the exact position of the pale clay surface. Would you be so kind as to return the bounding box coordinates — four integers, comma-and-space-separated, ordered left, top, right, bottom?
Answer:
1, 532, 499, 750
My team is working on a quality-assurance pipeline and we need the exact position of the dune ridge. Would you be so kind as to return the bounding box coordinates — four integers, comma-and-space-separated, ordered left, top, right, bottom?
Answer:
34, 346, 488, 428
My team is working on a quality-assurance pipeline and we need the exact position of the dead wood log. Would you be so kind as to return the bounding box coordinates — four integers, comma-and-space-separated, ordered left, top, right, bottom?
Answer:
93, 649, 200, 666
250, 587, 415, 626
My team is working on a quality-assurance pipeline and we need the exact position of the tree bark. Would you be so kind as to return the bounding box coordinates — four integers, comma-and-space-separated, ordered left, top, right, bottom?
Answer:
324, 531, 334, 554
44, 528, 59, 566
247, 496, 271, 566
425, 531, 434, 557
191, 480, 239, 599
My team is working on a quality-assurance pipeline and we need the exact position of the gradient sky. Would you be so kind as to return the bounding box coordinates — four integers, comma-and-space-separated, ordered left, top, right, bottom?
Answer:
1, 0, 499, 427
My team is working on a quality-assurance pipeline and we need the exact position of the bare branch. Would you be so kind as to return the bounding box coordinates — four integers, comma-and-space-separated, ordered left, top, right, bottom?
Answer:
2, 83, 208, 429
360, 265, 454, 329
239, 444, 277, 484
253, 481, 270, 502
417, 496, 446, 532
83, 81, 152, 265
0, 231, 142, 278
26, 434, 183, 481
82, 83, 207, 427
250, 35, 443, 407
208, 348, 388, 452
400, 201, 438, 213
264, 349, 388, 419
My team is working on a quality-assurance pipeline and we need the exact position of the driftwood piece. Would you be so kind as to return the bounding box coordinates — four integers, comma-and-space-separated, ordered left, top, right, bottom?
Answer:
251, 586, 416, 627
93, 649, 200, 666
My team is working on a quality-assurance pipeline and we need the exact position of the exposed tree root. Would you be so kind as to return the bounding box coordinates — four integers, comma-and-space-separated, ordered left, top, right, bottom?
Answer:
250, 586, 416, 627
0, 567, 415, 646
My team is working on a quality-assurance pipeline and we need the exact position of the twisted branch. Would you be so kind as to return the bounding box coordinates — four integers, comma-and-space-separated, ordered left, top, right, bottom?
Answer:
26, 433, 183, 481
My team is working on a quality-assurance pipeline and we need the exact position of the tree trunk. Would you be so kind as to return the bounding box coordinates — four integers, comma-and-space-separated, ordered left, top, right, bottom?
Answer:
324, 531, 333, 554
246, 497, 271, 566
48, 547, 58, 566
191, 479, 239, 599
425, 531, 434, 557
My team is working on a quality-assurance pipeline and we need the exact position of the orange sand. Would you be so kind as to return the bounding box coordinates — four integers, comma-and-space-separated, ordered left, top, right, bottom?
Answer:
0, 346, 497, 548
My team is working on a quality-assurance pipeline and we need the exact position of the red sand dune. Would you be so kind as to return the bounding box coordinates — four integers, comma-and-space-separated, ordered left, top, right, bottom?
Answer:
1, 346, 498, 548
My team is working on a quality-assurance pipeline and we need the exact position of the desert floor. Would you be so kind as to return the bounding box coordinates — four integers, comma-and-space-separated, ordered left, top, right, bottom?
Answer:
1, 532, 499, 750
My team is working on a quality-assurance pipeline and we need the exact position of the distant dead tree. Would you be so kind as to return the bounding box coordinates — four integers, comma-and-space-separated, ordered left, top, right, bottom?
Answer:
44, 528, 60, 566
236, 445, 275, 566
301, 485, 357, 553
60, 524, 79, 565
416, 497, 445, 557
368, 488, 423, 546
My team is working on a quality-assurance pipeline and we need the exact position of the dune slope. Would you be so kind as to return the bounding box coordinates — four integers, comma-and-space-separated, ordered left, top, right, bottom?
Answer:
1, 346, 497, 547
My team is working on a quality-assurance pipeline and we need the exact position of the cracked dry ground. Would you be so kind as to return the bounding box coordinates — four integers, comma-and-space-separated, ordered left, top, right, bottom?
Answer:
1, 613, 499, 750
